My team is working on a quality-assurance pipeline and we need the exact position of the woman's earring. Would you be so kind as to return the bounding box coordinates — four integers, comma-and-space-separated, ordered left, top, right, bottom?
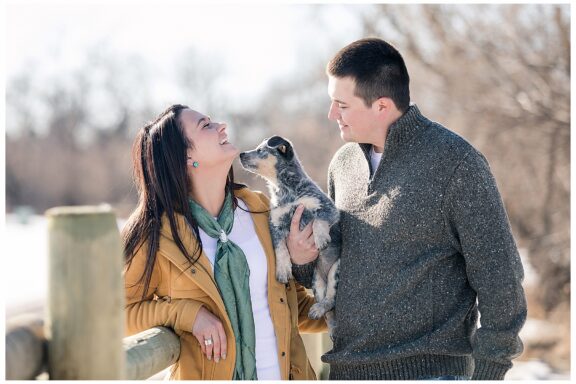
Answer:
193, 161, 199, 168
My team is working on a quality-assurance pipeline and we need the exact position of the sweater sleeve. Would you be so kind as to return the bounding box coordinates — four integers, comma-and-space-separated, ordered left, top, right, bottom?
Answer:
124, 246, 204, 337
443, 150, 527, 380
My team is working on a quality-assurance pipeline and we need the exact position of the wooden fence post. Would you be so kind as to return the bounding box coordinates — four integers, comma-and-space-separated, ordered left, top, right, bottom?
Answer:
45, 205, 125, 379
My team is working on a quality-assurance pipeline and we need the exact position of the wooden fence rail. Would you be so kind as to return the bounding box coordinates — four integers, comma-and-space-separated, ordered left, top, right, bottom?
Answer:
124, 326, 180, 380
6, 319, 180, 380
5, 315, 46, 380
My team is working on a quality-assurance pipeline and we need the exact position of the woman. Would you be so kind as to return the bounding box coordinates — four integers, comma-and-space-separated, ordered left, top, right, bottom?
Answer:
123, 104, 326, 380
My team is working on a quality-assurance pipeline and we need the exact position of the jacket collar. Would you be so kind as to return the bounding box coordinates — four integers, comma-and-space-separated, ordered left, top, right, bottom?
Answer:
160, 187, 269, 268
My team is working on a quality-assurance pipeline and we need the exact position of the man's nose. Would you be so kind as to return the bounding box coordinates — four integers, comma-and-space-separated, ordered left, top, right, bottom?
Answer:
328, 102, 339, 121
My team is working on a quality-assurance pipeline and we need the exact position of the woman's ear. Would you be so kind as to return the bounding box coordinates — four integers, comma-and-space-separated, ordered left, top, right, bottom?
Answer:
186, 151, 194, 167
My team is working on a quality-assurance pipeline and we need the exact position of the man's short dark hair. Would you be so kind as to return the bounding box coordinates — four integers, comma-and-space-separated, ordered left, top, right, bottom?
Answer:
327, 38, 410, 112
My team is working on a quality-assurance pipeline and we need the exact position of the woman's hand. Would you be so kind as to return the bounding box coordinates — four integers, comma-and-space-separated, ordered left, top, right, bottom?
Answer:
287, 205, 319, 265
192, 306, 227, 363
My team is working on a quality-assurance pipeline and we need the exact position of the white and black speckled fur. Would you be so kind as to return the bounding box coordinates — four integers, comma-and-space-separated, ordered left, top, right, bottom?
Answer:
240, 136, 340, 330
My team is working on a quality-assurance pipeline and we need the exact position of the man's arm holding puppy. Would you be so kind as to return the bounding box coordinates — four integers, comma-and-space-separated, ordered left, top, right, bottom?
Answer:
287, 205, 320, 288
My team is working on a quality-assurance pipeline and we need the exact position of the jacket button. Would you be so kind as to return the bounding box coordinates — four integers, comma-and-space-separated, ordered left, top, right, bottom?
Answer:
280, 298, 284, 303
281, 352, 286, 357
285, 283, 291, 290
191, 269, 196, 274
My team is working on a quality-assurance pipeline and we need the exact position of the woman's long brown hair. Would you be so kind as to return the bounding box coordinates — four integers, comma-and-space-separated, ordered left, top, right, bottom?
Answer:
122, 104, 244, 299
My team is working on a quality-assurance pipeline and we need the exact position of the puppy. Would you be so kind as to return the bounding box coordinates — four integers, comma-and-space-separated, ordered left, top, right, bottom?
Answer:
239, 136, 340, 331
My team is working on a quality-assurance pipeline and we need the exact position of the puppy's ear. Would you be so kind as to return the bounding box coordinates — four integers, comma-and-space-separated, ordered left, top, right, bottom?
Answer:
267, 136, 287, 148
267, 136, 294, 160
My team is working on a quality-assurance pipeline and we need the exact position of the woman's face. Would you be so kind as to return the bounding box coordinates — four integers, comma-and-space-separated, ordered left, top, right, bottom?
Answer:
180, 108, 239, 169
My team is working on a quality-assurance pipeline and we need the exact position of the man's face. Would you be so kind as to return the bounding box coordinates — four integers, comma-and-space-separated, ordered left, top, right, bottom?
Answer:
327, 75, 379, 144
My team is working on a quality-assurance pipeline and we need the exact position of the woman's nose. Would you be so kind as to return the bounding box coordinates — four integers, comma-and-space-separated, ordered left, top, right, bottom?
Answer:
218, 123, 227, 132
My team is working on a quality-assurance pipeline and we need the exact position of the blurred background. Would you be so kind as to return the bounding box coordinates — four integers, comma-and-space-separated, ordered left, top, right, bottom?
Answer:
4, 2, 570, 380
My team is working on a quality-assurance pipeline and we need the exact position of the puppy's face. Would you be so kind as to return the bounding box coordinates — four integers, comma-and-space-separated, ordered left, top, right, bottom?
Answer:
239, 136, 294, 186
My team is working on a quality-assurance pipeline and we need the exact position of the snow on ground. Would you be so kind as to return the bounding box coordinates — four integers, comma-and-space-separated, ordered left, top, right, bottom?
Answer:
5, 214, 48, 316
506, 360, 570, 380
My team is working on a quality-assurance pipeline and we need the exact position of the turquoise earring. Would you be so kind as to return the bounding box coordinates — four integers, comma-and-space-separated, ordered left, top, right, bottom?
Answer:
193, 161, 199, 168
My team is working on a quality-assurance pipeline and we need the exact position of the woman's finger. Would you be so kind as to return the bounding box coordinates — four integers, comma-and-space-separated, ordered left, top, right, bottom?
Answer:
204, 334, 214, 360
212, 329, 222, 362
199, 337, 206, 356
218, 322, 228, 360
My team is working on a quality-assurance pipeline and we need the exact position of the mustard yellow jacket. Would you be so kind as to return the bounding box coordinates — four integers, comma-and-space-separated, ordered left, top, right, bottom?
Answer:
124, 187, 327, 380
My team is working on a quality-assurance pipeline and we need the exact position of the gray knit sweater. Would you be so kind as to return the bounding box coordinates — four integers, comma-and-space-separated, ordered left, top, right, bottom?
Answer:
293, 105, 526, 380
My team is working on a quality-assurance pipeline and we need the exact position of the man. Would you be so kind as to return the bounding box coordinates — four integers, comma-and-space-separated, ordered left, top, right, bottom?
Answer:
287, 38, 526, 380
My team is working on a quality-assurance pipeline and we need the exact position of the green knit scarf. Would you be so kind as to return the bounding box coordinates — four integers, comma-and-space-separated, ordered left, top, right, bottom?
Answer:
188, 192, 257, 380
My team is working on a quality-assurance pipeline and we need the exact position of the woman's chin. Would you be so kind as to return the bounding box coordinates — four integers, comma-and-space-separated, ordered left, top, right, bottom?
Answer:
225, 144, 240, 158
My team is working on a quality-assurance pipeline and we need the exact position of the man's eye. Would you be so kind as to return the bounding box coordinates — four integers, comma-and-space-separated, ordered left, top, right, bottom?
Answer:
339, 105, 347, 109
203, 122, 211, 129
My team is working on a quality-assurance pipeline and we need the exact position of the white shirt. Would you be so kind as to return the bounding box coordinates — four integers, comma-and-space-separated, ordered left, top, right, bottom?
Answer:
198, 199, 281, 380
370, 145, 383, 176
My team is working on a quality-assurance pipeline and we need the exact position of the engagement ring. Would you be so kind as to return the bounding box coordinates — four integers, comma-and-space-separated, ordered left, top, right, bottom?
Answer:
204, 338, 213, 346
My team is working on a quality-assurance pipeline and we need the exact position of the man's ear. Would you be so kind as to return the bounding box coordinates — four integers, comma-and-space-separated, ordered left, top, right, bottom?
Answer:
375, 97, 390, 112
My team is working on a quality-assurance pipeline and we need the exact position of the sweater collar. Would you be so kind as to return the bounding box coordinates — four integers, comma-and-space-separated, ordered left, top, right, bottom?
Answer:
360, 104, 428, 155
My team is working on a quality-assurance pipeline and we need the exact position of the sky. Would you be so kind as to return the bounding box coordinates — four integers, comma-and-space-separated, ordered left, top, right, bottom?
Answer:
5, 2, 364, 107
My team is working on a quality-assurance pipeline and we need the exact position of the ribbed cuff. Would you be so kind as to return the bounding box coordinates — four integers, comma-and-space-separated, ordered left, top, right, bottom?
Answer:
291, 261, 316, 288
471, 359, 510, 380
328, 354, 473, 380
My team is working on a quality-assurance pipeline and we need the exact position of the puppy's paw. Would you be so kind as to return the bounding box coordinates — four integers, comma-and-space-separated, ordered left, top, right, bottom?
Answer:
276, 266, 293, 284
312, 220, 331, 250
308, 303, 327, 319
314, 234, 331, 250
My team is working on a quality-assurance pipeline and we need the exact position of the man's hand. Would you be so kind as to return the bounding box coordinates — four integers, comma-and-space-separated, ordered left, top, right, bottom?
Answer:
287, 205, 319, 265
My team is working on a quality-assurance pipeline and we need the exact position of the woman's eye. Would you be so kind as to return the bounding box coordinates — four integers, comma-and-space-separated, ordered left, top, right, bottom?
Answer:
203, 122, 211, 129
339, 105, 347, 109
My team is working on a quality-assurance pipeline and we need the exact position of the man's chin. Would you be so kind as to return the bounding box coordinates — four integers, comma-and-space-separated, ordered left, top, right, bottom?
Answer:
340, 131, 354, 143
